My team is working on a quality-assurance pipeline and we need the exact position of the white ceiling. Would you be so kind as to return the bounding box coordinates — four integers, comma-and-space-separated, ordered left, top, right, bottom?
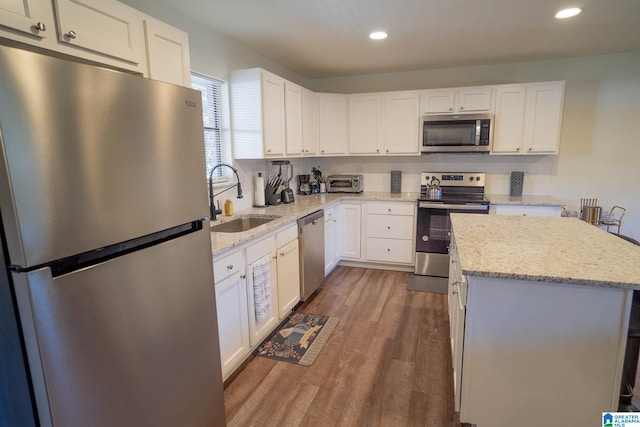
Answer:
158, 0, 640, 79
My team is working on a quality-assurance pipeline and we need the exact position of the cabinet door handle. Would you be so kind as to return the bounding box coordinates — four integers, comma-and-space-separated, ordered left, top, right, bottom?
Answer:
448, 107, 453, 112
226, 264, 233, 270
527, 147, 532, 152
280, 252, 285, 257
376, 149, 379, 153
516, 147, 520, 152
240, 274, 246, 279
33, 22, 46, 32
459, 106, 465, 111
385, 149, 389, 153
387, 226, 391, 230
387, 248, 391, 252
66, 30, 77, 39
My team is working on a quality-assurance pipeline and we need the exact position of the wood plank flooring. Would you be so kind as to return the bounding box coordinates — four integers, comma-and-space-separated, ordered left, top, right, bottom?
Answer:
223, 266, 460, 426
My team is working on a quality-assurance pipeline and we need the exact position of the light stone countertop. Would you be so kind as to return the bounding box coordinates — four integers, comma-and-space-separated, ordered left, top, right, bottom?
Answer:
487, 194, 565, 206
210, 191, 420, 257
450, 214, 640, 289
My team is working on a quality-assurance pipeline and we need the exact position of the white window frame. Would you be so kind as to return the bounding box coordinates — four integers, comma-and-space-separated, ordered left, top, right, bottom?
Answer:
191, 72, 232, 185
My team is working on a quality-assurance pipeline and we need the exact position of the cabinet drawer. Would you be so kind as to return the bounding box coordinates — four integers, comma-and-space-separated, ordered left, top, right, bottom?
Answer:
324, 206, 335, 221
367, 202, 415, 216
366, 238, 413, 264
213, 250, 245, 283
246, 235, 276, 264
367, 214, 413, 239
276, 223, 298, 248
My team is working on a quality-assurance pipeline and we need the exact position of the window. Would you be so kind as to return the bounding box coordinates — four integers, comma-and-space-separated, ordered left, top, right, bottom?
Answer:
191, 72, 231, 181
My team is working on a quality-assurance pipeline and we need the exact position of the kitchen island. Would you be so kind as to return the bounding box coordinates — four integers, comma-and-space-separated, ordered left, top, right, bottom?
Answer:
449, 214, 640, 426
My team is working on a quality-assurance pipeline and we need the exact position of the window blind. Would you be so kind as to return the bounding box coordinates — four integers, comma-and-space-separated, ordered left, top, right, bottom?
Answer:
191, 73, 228, 180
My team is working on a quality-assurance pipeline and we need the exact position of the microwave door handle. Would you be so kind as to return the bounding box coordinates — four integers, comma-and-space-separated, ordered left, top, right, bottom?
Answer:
475, 119, 481, 146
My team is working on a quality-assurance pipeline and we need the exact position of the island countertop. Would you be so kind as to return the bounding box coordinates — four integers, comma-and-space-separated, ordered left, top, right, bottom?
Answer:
450, 214, 640, 289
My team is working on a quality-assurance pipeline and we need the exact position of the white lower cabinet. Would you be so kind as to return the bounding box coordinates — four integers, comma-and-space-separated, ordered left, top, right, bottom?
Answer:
364, 201, 415, 265
213, 222, 301, 380
276, 238, 300, 319
214, 270, 249, 381
491, 204, 562, 217
324, 206, 338, 275
245, 236, 279, 346
339, 202, 362, 259
213, 249, 248, 381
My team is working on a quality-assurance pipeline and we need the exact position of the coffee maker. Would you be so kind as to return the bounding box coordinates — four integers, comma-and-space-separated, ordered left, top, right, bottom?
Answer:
298, 174, 311, 195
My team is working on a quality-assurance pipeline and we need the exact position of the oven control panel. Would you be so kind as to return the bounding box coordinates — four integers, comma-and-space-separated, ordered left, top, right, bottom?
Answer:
420, 172, 485, 187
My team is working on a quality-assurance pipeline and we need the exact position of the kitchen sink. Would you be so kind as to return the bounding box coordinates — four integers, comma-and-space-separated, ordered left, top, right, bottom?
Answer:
209, 215, 280, 233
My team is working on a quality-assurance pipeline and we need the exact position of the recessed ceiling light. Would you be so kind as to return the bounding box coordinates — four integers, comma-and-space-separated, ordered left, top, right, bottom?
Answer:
369, 31, 388, 40
555, 7, 582, 19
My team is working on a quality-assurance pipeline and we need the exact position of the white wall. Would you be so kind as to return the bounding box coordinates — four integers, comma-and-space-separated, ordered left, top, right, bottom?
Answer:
121, 0, 640, 240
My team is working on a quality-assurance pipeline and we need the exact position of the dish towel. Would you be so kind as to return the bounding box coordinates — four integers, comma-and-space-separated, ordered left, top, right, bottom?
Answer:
252, 255, 272, 323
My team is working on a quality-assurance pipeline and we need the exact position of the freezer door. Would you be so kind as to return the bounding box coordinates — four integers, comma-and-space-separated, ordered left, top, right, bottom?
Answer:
0, 45, 208, 267
12, 229, 225, 427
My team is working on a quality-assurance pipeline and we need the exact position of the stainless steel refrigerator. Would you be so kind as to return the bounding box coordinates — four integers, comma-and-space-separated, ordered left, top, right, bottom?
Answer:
0, 45, 226, 426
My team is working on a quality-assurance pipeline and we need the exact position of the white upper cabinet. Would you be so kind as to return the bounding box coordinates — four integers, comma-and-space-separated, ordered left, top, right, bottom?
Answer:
348, 94, 382, 154
301, 88, 318, 155
523, 82, 565, 154
284, 81, 304, 155
261, 70, 286, 156
53, 0, 145, 65
421, 87, 493, 114
492, 86, 527, 153
0, 0, 149, 74
230, 68, 286, 159
0, 0, 52, 39
492, 81, 565, 155
383, 91, 420, 154
318, 93, 347, 155
143, 15, 191, 87
348, 91, 420, 155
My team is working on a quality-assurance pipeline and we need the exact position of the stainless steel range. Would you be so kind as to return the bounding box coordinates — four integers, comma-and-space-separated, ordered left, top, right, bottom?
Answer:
415, 172, 489, 279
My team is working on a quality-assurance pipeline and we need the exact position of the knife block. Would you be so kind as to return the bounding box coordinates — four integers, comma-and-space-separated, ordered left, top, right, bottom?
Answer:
264, 184, 280, 205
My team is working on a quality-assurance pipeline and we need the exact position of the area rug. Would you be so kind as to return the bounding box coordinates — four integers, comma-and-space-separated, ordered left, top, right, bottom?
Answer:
255, 312, 339, 366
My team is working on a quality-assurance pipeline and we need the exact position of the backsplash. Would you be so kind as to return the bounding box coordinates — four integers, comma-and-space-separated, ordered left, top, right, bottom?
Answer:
228, 154, 560, 209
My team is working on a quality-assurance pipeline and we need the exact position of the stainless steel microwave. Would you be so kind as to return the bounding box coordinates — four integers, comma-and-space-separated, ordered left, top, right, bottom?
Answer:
421, 113, 493, 153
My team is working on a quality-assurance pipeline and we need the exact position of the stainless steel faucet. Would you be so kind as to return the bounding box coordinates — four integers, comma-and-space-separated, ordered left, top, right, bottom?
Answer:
209, 163, 243, 221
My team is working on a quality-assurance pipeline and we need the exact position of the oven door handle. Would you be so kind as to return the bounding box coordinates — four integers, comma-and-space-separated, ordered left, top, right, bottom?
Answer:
418, 202, 489, 211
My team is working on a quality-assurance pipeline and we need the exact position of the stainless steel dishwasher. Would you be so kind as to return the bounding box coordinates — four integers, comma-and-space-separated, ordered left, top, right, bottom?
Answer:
298, 209, 325, 301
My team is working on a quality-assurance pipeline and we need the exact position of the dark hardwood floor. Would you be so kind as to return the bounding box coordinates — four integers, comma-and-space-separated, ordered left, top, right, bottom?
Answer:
223, 266, 460, 426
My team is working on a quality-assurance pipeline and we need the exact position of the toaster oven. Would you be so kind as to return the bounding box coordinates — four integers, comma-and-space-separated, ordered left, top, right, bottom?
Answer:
326, 174, 364, 193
